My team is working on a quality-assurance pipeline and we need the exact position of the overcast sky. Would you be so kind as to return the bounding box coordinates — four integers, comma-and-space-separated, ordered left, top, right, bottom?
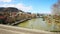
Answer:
0, 0, 57, 14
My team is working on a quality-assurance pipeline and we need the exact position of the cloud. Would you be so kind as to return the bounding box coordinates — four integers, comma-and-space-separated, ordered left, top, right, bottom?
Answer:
0, 0, 12, 2
16, 3, 32, 12
0, 3, 33, 12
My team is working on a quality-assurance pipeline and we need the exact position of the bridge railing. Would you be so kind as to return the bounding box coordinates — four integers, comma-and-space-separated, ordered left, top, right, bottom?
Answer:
0, 24, 54, 34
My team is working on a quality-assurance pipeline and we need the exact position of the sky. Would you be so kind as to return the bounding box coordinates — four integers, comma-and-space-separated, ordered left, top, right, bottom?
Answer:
0, 0, 57, 14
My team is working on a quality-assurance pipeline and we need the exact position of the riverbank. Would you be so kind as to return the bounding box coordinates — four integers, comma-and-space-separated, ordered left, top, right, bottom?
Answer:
12, 17, 40, 26
11, 18, 32, 26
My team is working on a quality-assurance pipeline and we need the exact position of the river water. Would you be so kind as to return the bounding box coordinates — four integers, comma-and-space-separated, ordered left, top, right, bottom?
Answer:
17, 18, 59, 31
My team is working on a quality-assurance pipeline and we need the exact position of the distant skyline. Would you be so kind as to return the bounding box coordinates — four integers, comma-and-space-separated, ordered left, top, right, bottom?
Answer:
0, 0, 57, 14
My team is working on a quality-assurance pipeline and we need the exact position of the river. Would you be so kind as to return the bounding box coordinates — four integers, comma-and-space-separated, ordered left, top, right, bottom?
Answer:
17, 18, 58, 31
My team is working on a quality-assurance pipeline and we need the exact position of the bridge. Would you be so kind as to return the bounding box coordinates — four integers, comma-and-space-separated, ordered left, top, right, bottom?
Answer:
0, 24, 54, 34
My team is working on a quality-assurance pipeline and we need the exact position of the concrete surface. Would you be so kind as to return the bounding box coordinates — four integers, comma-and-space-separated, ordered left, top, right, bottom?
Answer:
0, 24, 58, 34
